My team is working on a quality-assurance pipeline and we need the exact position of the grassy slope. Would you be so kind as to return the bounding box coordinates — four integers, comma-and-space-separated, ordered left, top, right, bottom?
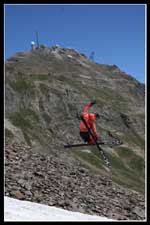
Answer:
72, 145, 145, 193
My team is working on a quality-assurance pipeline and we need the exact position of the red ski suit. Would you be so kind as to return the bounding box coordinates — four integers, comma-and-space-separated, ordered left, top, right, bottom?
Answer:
79, 103, 98, 143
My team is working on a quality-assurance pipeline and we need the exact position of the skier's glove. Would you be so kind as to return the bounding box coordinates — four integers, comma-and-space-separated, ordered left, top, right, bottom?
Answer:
95, 113, 100, 118
90, 100, 96, 106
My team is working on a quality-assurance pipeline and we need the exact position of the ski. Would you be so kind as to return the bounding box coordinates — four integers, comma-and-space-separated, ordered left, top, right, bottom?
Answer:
79, 115, 111, 168
64, 142, 105, 148
64, 140, 122, 148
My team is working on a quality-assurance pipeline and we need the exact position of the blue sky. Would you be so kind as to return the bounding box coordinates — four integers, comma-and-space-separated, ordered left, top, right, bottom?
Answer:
4, 4, 146, 83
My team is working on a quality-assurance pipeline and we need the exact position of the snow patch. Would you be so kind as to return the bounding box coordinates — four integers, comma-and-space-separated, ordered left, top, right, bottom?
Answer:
81, 149, 92, 154
4, 196, 115, 221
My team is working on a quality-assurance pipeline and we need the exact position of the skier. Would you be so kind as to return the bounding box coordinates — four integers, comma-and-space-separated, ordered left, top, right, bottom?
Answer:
79, 101, 100, 144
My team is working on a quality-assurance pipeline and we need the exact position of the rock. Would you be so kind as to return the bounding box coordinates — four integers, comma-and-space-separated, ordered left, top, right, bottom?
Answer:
33, 171, 44, 177
5, 192, 10, 196
133, 206, 145, 218
25, 190, 33, 197
109, 212, 129, 220
78, 168, 86, 174
17, 179, 26, 186
24, 182, 33, 191
11, 190, 25, 200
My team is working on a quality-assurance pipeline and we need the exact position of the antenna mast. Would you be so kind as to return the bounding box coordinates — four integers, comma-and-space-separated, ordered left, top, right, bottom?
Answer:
35, 30, 39, 48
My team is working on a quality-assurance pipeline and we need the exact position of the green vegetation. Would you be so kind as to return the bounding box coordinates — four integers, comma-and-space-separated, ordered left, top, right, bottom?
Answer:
73, 148, 104, 169
122, 130, 145, 149
105, 149, 145, 193
73, 145, 145, 193
22, 130, 32, 145
9, 108, 39, 127
8, 106, 51, 147
30, 74, 49, 81
5, 128, 14, 138
8, 108, 40, 145
5, 128, 14, 143
129, 154, 145, 176
9, 111, 32, 129
111, 170, 145, 193
7, 73, 50, 96
131, 129, 145, 148
8, 78, 35, 95
108, 148, 145, 193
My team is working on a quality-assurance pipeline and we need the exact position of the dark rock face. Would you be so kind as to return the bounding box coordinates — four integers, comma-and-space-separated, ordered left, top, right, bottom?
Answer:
5, 47, 145, 220
5, 142, 145, 220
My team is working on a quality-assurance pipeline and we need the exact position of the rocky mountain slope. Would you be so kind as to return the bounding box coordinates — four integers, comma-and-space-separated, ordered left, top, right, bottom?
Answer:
5, 46, 145, 220
5, 142, 145, 220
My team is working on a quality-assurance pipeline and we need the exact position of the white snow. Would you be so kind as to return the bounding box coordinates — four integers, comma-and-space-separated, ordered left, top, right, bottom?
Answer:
4, 196, 115, 221
67, 54, 73, 58
81, 149, 92, 154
